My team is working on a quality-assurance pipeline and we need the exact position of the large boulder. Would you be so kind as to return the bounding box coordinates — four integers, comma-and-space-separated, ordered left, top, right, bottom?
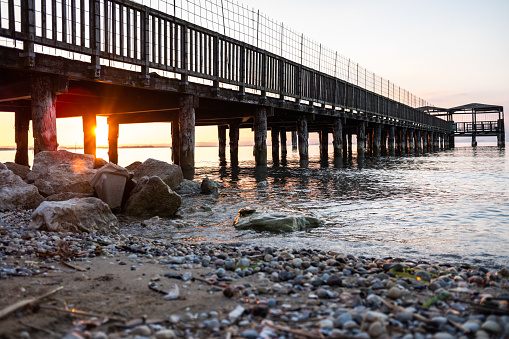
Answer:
233, 208, 323, 232
4, 162, 31, 181
0, 167, 44, 210
125, 176, 182, 217
201, 177, 220, 195
132, 158, 183, 190
31, 197, 118, 234
27, 150, 96, 197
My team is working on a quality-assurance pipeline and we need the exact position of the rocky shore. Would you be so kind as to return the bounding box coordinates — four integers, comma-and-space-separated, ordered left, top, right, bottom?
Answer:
1, 208, 509, 339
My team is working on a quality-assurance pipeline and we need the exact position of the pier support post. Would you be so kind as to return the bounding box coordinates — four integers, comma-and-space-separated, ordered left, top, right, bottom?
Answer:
423, 132, 429, 152
347, 133, 353, 157
107, 117, 119, 164
171, 119, 180, 165
408, 129, 415, 154
357, 121, 366, 157
400, 128, 407, 155
229, 121, 240, 167
280, 128, 287, 162
271, 125, 280, 167
388, 125, 395, 155
254, 107, 267, 167
297, 114, 309, 167
320, 129, 328, 167
449, 134, 455, 148
31, 75, 58, 154
416, 130, 422, 153
497, 119, 505, 147
291, 130, 298, 151
82, 112, 97, 157
380, 128, 387, 155
218, 125, 227, 166
14, 108, 30, 166
179, 95, 195, 179
333, 117, 343, 159
374, 123, 381, 157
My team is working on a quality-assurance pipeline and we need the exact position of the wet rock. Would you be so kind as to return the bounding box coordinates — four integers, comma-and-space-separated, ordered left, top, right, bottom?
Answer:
27, 150, 96, 197
0, 167, 44, 210
4, 162, 30, 181
387, 286, 403, 299
132, 158, 183, 190
175, 179, 201, 195
125, 176, 182, 217
326, 275, 343, 287
415, 270, 432, 282
31, 197, 118, 234
201, 177, 220, 195
481, 320, 502, 334
233, 210, 323, 232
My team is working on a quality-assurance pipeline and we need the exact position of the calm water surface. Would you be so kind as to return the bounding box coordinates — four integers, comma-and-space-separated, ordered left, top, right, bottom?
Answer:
1, 145, 508, 267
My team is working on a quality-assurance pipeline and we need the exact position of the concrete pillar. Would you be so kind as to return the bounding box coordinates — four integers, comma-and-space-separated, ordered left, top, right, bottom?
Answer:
320, 129, 328, 167
171, 119, 180, 165
107, 117, 119, 164
333, 117, 343, 159
357, 121, 366, 157
82, 112, 97, 157
31, 75, 58, 154
179, 95, 195, 179
408, 129, 415, 154
297, 114, 309, 167
388, 125, 395, 155
254, 107, 267, 167
229, 122, 239, 167
280, 128, 287, 161
291, 130, 298, 151
14, 109, 30, 166
271, 125, 280, 167
218, 125, 227, 166
374, 123, 382, 156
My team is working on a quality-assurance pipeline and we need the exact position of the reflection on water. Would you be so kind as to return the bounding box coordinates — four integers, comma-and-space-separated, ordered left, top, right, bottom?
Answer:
1, 145, 507, 267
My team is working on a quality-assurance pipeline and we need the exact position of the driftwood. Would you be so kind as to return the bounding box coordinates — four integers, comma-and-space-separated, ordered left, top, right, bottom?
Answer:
0, 286, 63, 320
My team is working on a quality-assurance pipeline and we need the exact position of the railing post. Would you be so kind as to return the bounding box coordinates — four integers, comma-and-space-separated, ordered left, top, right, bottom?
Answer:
89, 0, 102, 78
180, 24, 189, 91
20, 0, 35, 67
212, 34, 220, 95
239, 43, 246, 99
260, 52, 267, 100
295, 64, 302, 108
140, 7, 151, 86
278, 58, 285, 103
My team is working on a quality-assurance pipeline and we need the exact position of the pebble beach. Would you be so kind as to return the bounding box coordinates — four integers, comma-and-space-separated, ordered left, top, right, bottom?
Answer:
1, 209, 509, 339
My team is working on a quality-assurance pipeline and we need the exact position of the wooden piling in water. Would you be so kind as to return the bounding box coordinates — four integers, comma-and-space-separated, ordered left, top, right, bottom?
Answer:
31, 75, 58, 154
179, 95, 195, 179
357, 121, 366, 157
271, 125, 280, 166
218, 125, 227, 166
254, 107, 267, 167
388, 125, 395, 155
14, 108, 30, 166
82, 112, 97, 157
408, 129, 415, 154
291, 130, 298, 151
229, 121, 240, 167
333, 117, 343, 159
297, 114, 309, 167
347, 133, 353, 157
374, 123, 381, 157
416, 130, 422, 153
107, 117, 119, 164
280, 128, 287, 160
171, 119, 180, 165
320, 129, 328, 167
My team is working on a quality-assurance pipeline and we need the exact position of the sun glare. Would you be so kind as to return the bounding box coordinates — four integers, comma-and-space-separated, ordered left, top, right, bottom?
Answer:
95, 117, 109, 147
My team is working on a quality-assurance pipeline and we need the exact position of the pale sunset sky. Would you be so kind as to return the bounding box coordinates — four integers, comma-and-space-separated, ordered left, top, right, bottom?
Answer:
0, 0, 508, 148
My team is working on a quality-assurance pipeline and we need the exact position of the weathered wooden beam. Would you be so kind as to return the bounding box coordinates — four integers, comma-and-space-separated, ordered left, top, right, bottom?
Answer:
107, 117, 119, 164
271, 125, 280, 167
297, 114, 308, 167
179, 95, 195, 179
14, 108, 30, 166
357, 120, 366, 157
218, 125, 227, 166
319, 129, 328, 167
254, 107, 267, 167
171, 119, 180, 165
31, 75, 58, 154
82, 111, 97, 157
229, 121, 240, 168
333, 117, 343, 159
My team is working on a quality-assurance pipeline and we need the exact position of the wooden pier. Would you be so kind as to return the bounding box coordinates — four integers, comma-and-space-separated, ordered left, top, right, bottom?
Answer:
0, 0, 459, 178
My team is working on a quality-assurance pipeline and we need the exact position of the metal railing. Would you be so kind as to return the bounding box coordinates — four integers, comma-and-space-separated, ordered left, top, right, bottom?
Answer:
0, 0, 450, 131
455, 121, 499, 134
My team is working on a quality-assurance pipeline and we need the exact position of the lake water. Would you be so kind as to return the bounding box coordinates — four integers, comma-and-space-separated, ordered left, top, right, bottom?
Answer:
1, 144, 508, 268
